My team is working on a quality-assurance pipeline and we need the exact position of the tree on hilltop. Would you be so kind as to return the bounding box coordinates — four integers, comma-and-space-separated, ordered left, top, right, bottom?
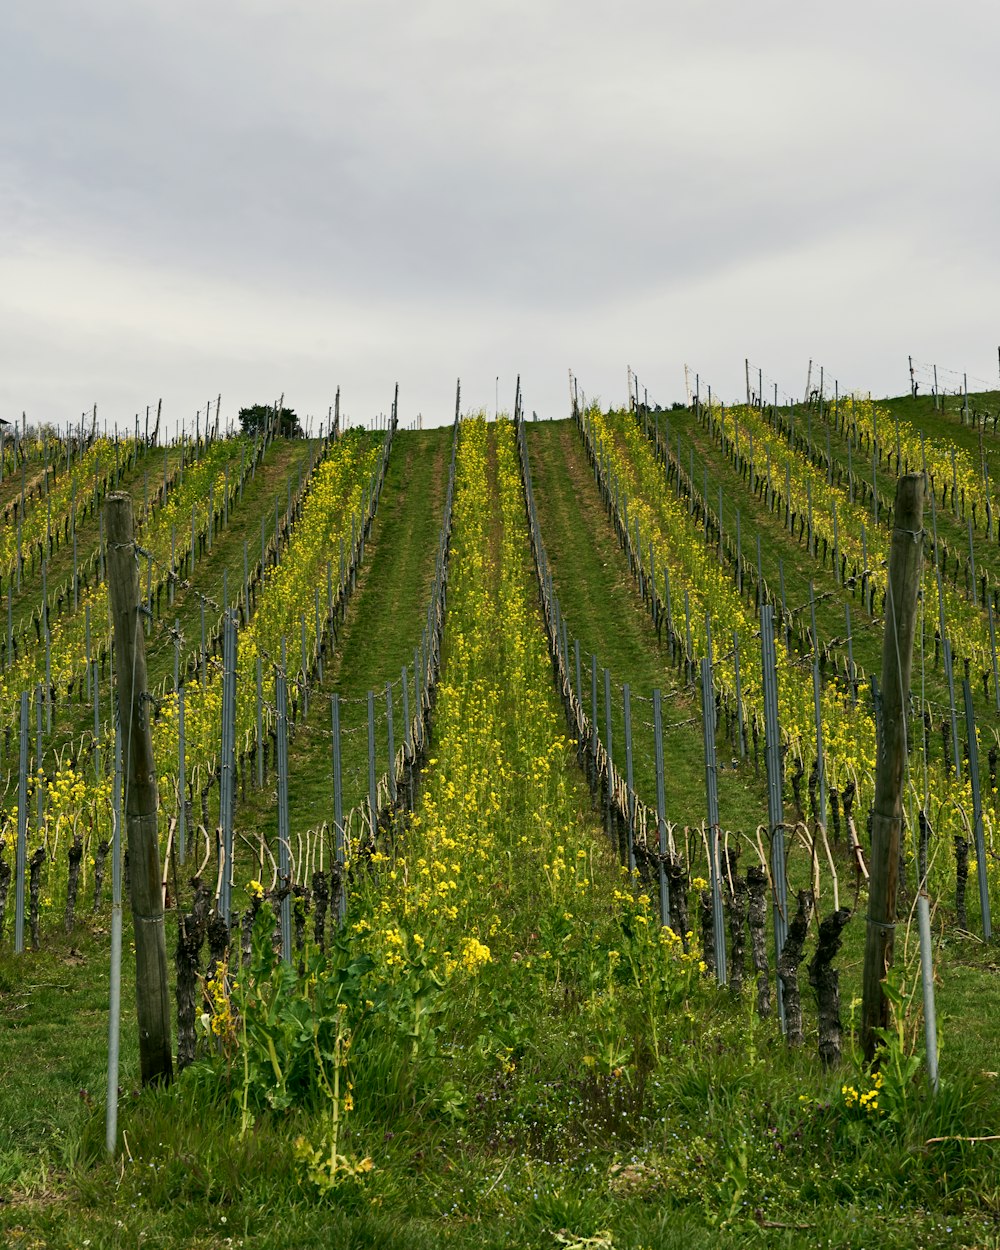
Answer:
238, 403, 302, 438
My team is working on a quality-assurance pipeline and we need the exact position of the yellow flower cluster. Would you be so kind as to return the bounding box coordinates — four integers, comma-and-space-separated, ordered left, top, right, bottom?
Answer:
204, 960, 236, 1042
352, 415, 596, 984
842, 1069, 882, 1115
459, 936, 492, 975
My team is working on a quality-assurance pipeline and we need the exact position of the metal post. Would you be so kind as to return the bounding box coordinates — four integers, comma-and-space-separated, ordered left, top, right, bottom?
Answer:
733, 630, 746, 757
332, 693, 345, 924
275, 666, 292, 962
300, 613, 309, 718
963, 678, 993, 941
256, 656, 264, 788
809, 583, 827, 829
386, 682, 396, 806
761, 606, 787, 1026
653, 688, 669, 928
93, 660, 102, 775
15, 692, 28, 953
177, 684, 186, 866
105, 716, 122, 1153
604, 667, 613, 841
173, 620, 180, 692
315, 588, 323, 683
590, 653, 598, 772
701, 656, 726, 984
200, 598, 207, 687
35, 684, 44, 833
917, 892, 939, 1093
367, 690, 377, 836
944, 639, 961, 782
623, 683, 636, 873
219, 613, 237, 926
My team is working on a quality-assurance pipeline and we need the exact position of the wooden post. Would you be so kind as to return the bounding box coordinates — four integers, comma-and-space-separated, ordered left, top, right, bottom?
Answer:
104, 493, 173, 1086
861, 474, 924, 1061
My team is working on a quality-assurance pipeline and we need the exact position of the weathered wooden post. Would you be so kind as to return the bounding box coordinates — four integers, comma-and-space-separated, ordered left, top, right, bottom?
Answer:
861, 473, 924, 1061
105, 493, 173, 1085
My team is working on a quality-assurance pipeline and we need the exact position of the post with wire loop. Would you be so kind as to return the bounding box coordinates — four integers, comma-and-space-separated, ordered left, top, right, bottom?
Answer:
15, 692, 28, 954
218, 612, 238, 926
331, 693, 346, 925
275, 661, 292, 963
861, 474, 924, 1061
653, 688, 670, 929
104, 493, 172, 1088
701, 652, 726, 985
760, 605, 787, 1027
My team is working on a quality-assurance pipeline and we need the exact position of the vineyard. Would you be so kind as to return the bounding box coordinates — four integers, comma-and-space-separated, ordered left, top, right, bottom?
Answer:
1, 383, 999, 1250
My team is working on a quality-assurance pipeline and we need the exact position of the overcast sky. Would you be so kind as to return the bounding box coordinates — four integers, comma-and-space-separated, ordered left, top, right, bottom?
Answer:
2, 1, 998, 433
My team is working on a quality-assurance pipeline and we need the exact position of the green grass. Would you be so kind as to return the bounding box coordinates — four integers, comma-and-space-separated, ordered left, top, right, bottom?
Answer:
526, 418, 770, 837
2, 415, 1000, 1249
232, 426, 449, 851
2, 911, 998, 1248
141, 437, 316, 694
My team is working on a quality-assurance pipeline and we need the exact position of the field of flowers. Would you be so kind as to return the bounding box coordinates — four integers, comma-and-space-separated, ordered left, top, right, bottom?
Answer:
1, 404, 1000, 1249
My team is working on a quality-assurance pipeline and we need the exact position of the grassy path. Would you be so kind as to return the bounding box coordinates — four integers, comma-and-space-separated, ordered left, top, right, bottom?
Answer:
527, 418, 769, 837
235, 426, 449, 849
142, 438, 314, 693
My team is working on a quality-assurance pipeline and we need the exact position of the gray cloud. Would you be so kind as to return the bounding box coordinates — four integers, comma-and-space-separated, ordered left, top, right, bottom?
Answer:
1, 1, 998, 429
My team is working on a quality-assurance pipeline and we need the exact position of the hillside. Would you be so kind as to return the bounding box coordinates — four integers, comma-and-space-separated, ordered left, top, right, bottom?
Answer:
1, 397, 999, 1250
